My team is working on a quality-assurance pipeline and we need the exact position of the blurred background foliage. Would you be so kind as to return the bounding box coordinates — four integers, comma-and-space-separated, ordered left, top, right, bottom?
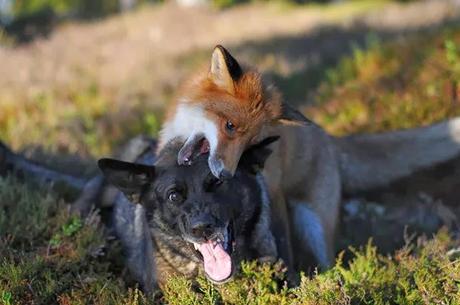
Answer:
0, 0, 420, 23
0, 0, 423, 43
306, 30, 460, 135
3, 0, 145, 20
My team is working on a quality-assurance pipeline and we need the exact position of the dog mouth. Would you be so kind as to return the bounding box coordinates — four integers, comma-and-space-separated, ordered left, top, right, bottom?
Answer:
178, 134, 210, 165
189, 223, 235, 284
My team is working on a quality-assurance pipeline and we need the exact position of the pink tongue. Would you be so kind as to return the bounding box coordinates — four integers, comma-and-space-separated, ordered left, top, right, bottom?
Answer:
197, 241, 232, 282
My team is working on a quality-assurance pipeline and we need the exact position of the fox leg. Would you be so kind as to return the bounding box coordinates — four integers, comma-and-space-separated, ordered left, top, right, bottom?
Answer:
263, 148, 296, 275
268, 188, 295, 272
292, 203, 336, 268
292, 160, 341, 269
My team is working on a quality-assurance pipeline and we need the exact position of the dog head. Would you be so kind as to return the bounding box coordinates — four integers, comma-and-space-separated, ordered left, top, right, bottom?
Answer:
172, 45, 310, 179
98, 137, 277, 284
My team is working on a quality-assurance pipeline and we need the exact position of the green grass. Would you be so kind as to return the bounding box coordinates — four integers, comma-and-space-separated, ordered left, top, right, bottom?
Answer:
306, 28, 460, 135
1, 174, 459, 304
2, 20, 460, 305
0, 176, 140, 305
0, 82, 163, 157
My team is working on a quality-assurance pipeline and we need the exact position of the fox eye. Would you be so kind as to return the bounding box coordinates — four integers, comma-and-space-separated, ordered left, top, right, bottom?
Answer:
167, 190, 183, 203
225, 120, 236, 133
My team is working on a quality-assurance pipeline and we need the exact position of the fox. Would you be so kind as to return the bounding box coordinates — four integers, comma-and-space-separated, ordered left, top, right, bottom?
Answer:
158, 45, 460, 271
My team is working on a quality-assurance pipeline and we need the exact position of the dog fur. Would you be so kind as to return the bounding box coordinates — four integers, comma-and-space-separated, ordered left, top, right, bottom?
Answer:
0, 137, 279, 293
99, 137, 279, 291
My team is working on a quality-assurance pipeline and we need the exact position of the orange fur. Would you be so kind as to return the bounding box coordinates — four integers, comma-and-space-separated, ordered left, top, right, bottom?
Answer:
163, 64, 284, 168
158, 46, 312, 271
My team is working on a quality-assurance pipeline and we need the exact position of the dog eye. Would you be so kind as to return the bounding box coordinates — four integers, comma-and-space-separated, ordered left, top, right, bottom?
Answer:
167, 190, 183, 203
225, 120, 236, 133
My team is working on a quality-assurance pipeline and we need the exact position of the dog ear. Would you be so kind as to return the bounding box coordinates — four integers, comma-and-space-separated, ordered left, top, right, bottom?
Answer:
98, 158, 155, 196
209, 45, 242, 94
277, 102, 311, 126
239, 136, 279, 174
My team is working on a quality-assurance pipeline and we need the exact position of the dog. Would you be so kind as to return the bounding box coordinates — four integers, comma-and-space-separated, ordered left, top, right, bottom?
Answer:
157, 45, 460, 271
0, 136, 280, 292
98, 137, 280, 291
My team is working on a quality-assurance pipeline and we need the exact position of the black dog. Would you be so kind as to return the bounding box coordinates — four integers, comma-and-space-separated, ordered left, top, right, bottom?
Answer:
0, 136, 279, 292
98, 137, 279, 291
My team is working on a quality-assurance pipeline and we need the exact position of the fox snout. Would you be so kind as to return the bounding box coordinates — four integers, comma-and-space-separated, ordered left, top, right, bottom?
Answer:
208, 154, 235, 180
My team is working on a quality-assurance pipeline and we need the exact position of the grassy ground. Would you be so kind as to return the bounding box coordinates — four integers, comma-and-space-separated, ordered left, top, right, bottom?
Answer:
2, 2, 460, 304
306, 28, 460, 135
1, 175, 459, 305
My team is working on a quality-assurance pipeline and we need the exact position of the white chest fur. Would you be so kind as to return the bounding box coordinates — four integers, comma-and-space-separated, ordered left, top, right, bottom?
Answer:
159, 103, 219, 155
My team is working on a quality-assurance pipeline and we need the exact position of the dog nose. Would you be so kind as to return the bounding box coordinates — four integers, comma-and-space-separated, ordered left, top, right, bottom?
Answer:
190, 216, 215, 239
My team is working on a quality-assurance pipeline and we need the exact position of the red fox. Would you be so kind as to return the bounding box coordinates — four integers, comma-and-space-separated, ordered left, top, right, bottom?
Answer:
158, 45, 460, 270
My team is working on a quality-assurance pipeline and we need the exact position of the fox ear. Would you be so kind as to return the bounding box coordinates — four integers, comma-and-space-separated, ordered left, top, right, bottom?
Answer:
240, 136, 279, 174
98, 158, 155, 197
209, 45, 242, 94
277, 102, 311, 126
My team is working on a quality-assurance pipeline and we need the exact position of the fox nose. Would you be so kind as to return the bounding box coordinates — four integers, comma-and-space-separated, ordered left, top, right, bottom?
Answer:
190, 215, 215, 239
219, 170, 232, 181
209, 156, 234, 180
